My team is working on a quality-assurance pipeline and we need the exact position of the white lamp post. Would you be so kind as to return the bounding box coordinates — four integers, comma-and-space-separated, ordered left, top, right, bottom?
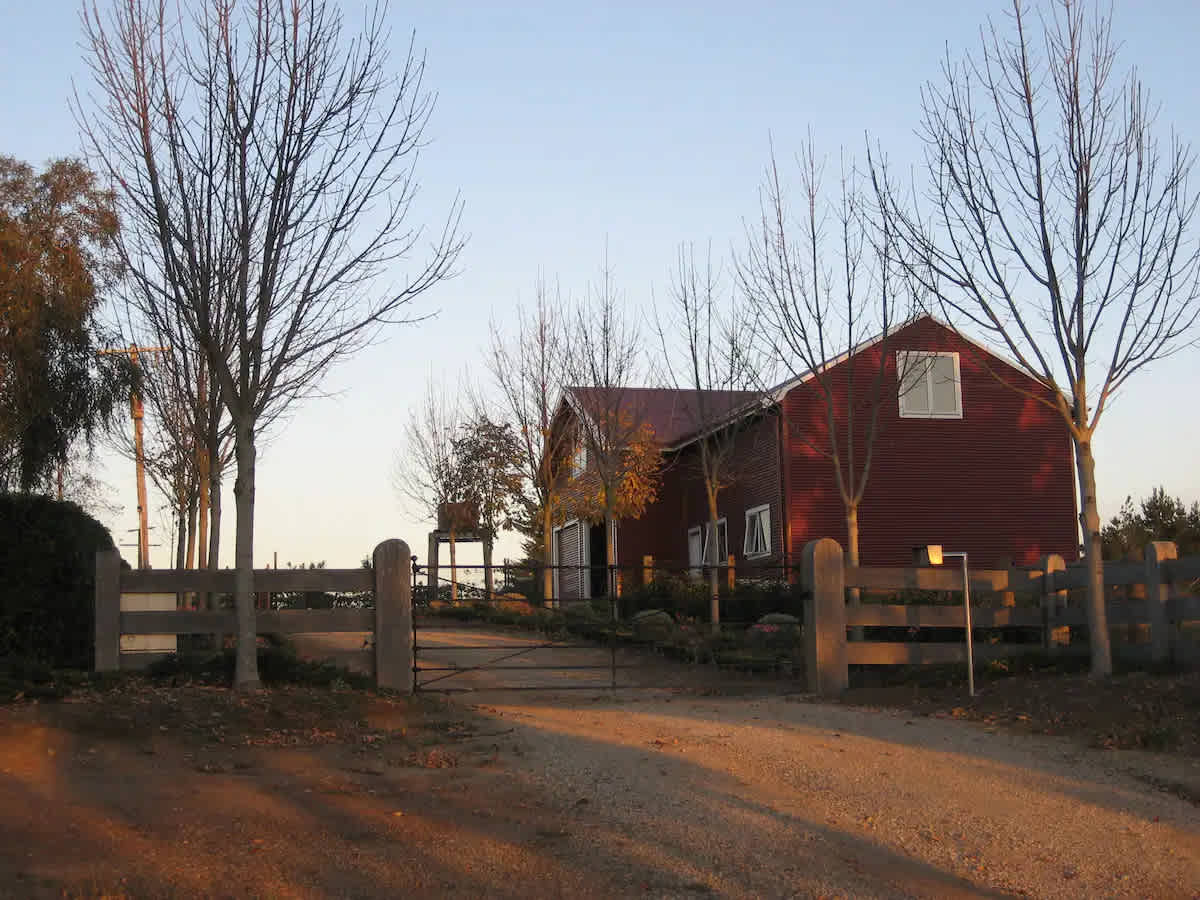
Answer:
924, 544, 975, 697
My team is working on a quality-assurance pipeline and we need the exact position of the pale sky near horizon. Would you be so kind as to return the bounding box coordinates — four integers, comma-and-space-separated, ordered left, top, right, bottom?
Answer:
3, 1, 1199, 569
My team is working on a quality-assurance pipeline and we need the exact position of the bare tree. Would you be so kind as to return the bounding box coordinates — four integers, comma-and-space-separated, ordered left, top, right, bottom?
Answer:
79, 0, 463, 687
562, 262, 661, 600
879, 0, 1200, 676
654, 244, 763, 630
396, 376, 470, 601
486, 281, 574, 601
740, 139, 913, 600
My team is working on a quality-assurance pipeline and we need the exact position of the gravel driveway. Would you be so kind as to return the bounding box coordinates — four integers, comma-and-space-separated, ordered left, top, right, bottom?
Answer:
469, 690, 1200, 898
293, 623, 1200, 897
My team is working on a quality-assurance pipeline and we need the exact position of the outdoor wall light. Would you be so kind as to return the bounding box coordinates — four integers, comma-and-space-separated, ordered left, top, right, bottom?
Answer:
923, 544, 975, 698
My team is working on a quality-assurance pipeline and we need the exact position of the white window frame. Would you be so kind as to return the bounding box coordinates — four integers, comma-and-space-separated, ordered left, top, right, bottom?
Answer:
571, 442, 588, 478
743, 504, 771, 559
703, 517, 729, 566
688, 518, 729, 577
897, 351, 963, 419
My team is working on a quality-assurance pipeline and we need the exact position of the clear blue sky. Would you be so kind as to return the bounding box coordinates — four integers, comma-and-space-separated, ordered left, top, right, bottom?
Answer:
3, 1, 1199, 567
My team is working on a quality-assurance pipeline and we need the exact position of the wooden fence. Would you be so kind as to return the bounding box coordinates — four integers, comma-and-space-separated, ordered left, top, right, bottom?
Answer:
94, 538, 414, 692
800, 538, 1200, 695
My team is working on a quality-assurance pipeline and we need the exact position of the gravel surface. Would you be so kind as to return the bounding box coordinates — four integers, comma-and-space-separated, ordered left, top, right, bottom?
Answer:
287, 624, 1200, 897
458, 689, 1200, 899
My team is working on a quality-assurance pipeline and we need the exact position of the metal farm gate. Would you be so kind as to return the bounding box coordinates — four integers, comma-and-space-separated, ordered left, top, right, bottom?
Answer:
411, 562, 627, 693
409, 558, 808, 693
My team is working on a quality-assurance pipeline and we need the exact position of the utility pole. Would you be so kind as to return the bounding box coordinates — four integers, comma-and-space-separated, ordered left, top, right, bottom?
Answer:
99, 344, 168, 568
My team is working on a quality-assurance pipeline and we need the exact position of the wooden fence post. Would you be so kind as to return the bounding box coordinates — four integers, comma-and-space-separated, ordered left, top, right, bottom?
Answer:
1146, 541, 1178, 664
426, 533, 439, 598
374, 539, 413, 693
642, 555, 654, 586
801, 538, 847, 695
1040, 554, 1067, 649
94, 549, 122, 672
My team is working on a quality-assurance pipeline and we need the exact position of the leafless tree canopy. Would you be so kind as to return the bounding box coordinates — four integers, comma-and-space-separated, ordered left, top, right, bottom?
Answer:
895, 0, 1200, 421
740, 137, 915, 575
79, 0, 463, 425
879, 0, 1200, 675
396, 374, 468, 523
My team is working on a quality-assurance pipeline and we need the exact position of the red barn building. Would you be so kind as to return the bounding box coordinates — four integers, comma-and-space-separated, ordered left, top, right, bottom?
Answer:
551, 316, 1078, 599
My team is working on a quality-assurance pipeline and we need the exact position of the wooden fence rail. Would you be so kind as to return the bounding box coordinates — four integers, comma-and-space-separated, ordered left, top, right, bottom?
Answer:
95, 538, 413, 693
802, 538, 1200, 696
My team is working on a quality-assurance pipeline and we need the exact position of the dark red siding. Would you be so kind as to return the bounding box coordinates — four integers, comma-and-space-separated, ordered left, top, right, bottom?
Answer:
782, 318, 1078, 567
613, 317, 1078, 573
617, 412, 785, 573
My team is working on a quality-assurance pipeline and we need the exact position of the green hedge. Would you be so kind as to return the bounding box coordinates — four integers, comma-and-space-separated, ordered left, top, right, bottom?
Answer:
0, 493, 118, 668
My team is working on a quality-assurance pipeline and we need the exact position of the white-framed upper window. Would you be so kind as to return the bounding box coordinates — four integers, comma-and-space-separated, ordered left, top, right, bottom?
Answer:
897, 351, 963, 419
571, 442, 587, 478
743, 504, 771, 559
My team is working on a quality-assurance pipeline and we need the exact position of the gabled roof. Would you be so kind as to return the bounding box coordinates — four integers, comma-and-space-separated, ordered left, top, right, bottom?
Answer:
560, 315, 1028, 454
764, 313, 1028, 402
562, 386, 762, 450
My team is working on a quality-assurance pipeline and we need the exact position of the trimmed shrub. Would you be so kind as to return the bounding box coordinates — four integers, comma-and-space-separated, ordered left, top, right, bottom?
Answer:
0, 493, 118, 668
630, 608, 675, 641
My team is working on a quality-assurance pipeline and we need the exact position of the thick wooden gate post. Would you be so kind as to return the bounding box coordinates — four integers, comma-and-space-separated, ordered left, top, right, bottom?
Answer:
94, 549, 122, 672
801, 538, 847, 695
375, 539, 414, 693
1146, 541, 1178, 664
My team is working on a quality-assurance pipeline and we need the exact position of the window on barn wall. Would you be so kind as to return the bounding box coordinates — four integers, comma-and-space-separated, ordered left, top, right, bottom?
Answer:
743, 505, 771, 559
687, 526, 703, 577
897, 351, 963, 419
689, 519, 729, 578
571, 442, 587, 478
704, 518, 728, 565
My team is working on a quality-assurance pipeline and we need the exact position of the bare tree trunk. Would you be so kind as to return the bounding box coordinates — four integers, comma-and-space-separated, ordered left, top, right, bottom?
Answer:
197, 444, 209, 569
1075, 439, 1113, 677
483, 538, 494, 599
845, 502, 861, 585
185, 478, 198, 569
174, 482, 187, 570
542, 503, 554, 604
706, 487, 721, 635
232, 418, 260, 689
207, 437, 221, 571
449, 526, 458, 603
846, 501, 863, 640
605, 505, 617, 617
